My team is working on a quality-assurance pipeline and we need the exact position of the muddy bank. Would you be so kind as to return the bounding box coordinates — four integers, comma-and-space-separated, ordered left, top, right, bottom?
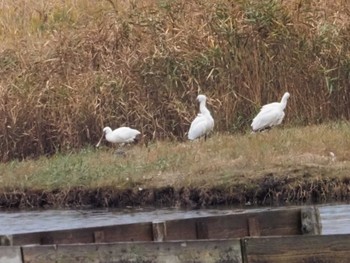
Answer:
1, 173, 349, 209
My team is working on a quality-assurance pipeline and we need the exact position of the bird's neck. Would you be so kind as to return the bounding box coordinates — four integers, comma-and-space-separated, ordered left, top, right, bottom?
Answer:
199, 101, 210, 115
104, 127, 112, 134
280, 98, 288, 110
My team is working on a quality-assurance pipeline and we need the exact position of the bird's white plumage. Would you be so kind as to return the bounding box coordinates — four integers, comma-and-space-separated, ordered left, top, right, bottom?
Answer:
96, 126, 141, 147
188, 94, 214, 140
251, 92, 290, 132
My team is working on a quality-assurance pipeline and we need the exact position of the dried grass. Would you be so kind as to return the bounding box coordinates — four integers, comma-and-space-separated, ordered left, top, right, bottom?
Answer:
0, 0, 350, 160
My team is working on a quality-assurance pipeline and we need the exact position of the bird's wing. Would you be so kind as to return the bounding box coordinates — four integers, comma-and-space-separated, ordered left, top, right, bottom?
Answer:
112, 127, 140, 143
260, 102, 280, 111
189, 113, 203, 129
276, 111, 286, 125
207, 114, 215, 131
251, 107, 284, 131
188, 115, 208, 140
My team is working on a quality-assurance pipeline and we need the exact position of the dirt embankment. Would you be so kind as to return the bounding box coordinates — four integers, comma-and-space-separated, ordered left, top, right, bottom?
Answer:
1, 173, 349, 209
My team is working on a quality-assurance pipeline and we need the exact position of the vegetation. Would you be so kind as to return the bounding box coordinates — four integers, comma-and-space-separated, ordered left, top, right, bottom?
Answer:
0, 0, 349, 208
0, 123, 349, 208
0, 0, 349, 161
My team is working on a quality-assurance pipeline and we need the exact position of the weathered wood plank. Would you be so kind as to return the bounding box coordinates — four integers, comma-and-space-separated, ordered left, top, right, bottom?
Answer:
164, 218, 198, 240
188, 208, 300, 239
195, 220, 209, 239
2, 207, 307, 246
0, 246, 22, 263
93, 231, 104, 243
10, 222, 153, 245
163, 207, 302, 241
248, 217, 260, 236
243, 234, 350, 263
245, 208, 302, 236
22, 239, 242, 263
301, 206, 322, 235
22, 245, 56, 263
152, 221, 167, 241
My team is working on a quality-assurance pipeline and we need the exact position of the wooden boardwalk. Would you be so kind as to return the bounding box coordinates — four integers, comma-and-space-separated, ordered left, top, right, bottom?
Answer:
2, 206, 349, 263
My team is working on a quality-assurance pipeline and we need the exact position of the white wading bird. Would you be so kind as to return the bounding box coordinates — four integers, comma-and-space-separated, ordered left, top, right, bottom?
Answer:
96, 126, 141, 150
251, 92, 290, 132
188, 94, 214, 140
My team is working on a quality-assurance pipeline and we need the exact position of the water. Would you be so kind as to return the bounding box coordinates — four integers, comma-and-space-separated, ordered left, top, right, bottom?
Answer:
0, 204, 349, 235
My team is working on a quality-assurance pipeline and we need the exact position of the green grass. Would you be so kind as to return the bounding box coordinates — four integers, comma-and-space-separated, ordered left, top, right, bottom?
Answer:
1, 122, 350, 192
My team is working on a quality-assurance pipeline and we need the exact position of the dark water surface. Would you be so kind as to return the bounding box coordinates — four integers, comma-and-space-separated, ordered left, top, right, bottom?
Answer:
0, 203, 349, 235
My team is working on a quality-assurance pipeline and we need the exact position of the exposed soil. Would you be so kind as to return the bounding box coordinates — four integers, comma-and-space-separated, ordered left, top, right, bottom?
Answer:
0, 173, 349, 209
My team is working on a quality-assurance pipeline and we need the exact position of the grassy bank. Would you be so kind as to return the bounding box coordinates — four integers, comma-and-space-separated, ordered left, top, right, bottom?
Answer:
0, 0, 350, 160
0, 123, 350, 208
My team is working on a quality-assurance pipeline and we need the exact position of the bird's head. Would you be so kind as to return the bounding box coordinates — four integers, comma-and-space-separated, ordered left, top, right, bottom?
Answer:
96, 127, 112, 148
282, 92, 290, 102
196, 94, 207, 103
103, 127, 112, 134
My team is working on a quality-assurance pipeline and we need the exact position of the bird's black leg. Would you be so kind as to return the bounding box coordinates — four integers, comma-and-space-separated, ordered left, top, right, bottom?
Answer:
258, 126, 272, 133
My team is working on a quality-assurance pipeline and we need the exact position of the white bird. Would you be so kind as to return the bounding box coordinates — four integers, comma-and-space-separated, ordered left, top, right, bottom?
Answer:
251, 92, 290, 132
188, 94, 214, 140
96, 126, 141, 148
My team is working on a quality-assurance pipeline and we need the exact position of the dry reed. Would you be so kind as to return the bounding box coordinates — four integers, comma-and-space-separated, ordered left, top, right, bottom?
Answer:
0, 0, 350, 161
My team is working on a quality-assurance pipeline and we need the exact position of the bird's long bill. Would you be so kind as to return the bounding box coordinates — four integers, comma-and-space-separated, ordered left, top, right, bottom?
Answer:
96, 133, 104, 147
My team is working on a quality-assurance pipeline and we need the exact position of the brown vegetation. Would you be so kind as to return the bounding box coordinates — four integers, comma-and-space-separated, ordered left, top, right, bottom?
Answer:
0, 173, 349, 209
0, 0, 350, 161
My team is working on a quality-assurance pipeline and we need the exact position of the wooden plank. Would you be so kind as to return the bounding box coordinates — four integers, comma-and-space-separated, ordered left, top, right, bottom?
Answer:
207, 208, 300, 239
2, 207, 305, 246
22, 239, 242, 263
301, 206, 322, 234
243, 234, 350, 263
246, 208, 302, 236
203, 213, 249, 238
93, 231, 104, 243
196, 220, 209, 239
248, 217, 260, 236
0, 246, 22, 263
164, 218, 198, 240
9, 222, 153, 245
152, 221, 167, 241
22, 245, 57, 263
164, 207, 302, 241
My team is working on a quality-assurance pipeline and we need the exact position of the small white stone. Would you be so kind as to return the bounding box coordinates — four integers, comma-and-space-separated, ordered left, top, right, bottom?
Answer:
329, 152, 336, 162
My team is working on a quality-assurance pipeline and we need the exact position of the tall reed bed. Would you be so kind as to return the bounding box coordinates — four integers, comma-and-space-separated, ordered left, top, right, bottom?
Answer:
0, 0, 349, 161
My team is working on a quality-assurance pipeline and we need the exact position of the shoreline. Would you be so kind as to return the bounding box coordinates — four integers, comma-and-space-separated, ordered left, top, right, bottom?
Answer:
1, 173, 349, 209
1, 124, 350, 210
